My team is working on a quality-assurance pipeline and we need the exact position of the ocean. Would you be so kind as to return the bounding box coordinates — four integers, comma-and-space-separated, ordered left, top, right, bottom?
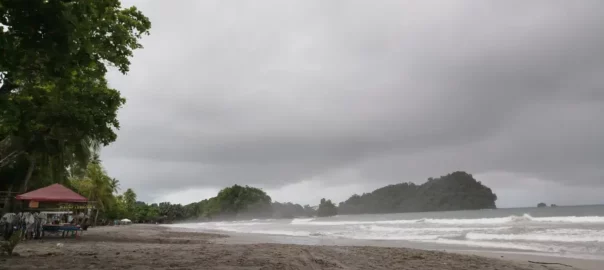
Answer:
167, 205, 604, 260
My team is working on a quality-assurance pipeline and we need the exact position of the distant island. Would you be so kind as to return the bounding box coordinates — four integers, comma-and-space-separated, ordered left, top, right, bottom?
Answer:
338, 171, 497, 215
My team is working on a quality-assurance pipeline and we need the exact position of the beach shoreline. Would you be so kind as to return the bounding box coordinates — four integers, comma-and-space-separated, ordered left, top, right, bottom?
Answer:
1, 224, 598, 270
207, 229, 602, 270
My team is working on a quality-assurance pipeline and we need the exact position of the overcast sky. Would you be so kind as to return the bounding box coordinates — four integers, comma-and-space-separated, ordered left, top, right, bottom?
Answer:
102, 0, 604, 208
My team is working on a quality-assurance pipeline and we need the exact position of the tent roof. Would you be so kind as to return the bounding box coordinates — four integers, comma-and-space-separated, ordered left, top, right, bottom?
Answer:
15, 184, 88, 203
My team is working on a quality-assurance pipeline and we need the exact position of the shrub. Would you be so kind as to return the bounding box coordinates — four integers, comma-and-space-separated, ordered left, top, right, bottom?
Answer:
0, 229, 21, 256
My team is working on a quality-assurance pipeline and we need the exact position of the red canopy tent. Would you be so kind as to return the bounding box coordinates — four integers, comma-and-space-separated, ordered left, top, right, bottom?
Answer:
16, 184, 89, 239
16, 184, 88, 203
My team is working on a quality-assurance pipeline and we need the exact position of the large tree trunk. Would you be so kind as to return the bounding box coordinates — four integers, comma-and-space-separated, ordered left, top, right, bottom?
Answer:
0, 136, 24, 169
0, 150, 24, 169
2, 184, 13, 213
21, 155, 36, 193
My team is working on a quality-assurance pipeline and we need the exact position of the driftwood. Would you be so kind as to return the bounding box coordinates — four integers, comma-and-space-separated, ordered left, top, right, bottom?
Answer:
528, 260, 573, 268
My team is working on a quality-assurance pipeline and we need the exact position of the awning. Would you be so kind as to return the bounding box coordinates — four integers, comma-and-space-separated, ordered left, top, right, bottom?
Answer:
16, 184, 88, 203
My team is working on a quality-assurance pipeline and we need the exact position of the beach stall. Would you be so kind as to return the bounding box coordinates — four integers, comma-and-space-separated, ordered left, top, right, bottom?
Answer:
15, 184, 91, 238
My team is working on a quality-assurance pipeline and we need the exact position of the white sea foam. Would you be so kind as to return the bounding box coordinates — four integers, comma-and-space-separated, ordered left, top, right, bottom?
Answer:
289, 214, 604, 226
533, 216, 604, 223
362, 225, 511, 233
290, 218, 315, 224
418, 239, 565, 253
167, 212, 604, 259
466, 229, 604, 243
247, 230, 311, 236
347, 233, 443, 241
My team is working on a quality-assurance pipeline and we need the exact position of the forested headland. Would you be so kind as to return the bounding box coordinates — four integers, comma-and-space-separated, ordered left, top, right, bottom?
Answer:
338, 171, 497, 215
118, 171, 497, 223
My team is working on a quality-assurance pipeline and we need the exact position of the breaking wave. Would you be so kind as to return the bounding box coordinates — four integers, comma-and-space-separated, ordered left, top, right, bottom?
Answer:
168, 210, 604, 259
289, 214, 604, 226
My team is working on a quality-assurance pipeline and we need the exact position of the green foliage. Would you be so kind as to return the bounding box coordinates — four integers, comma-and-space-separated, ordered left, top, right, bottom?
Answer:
69, 162, 115, 219
123, 188, 137, 217
159, 185, 275, 221
214, 185, 272, 218
71, 172, 162, 223
317, 198, 337, 217
58, 171, 498, 224
272, 202, 315, 218
0, 0, 150, 195
108, 171, 496, 222
105, 195, 127, 220
0, 229, 21, 256
147, 204, 160, 220
338, 171, 498, 215
157, 202, 185, 221
0, 0, 151, 93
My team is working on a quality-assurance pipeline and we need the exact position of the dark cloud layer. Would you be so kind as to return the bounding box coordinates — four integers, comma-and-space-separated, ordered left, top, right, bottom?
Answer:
103, 1, 604, 206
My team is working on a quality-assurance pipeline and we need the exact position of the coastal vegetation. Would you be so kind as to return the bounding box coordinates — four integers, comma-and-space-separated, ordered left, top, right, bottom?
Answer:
317, 198, 338, 217
163, 185, 316, 221
272, 202, 316, 218
0, 0, 151, 223
338, 171, 497, 215
154, 171, 496, 222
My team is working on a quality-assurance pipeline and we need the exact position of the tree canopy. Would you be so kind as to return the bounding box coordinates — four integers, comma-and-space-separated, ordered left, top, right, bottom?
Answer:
0, 0, 151, 94
134, 186, 319, 223
272, 202, 315, 218
179, 185, 274, 220
0, 0, 151, 203
317, 198, 337, 217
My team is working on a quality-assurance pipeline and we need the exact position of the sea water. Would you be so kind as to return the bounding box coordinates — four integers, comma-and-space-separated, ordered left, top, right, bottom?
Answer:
167, 205, 604, 260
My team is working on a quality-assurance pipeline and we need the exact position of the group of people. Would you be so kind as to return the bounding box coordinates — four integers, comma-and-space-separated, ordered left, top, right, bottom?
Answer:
0, 211, 90, 240
0, 212, 46, 240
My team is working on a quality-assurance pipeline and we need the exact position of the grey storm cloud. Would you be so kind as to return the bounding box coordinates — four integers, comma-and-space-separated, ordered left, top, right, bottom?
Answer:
103, 0, 604, 204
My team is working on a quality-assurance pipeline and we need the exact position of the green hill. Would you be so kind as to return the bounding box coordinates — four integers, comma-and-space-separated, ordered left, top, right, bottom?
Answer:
338, 171, 497, 214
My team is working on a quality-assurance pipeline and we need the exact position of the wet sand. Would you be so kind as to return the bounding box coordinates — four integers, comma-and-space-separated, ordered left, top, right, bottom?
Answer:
0, 224, 593, 269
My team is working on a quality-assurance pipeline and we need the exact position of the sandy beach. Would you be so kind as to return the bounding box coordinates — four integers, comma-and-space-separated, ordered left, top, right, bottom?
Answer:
0, 224, 595, 270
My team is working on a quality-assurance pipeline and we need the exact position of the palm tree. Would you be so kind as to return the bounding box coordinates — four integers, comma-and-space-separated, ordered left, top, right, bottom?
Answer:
123, 188, 137, 219
85, 163, 114, 225
109, 178, 120, 194
69, 161, 114, 226
66, 137, 100, 178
